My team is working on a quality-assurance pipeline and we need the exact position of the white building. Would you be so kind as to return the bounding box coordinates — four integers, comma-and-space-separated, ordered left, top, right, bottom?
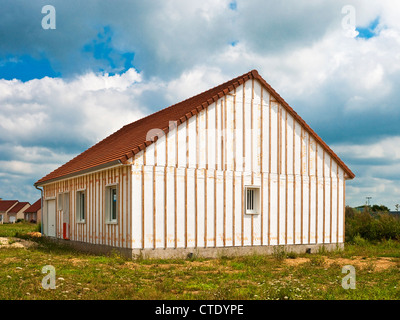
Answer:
35, 70, 355, 258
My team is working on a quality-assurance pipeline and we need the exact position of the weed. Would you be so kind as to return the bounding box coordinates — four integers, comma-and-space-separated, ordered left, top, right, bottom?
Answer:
272, 246, 286, 261
352, 234, 369, 246
317, 245, 328, 255
309, 255, 325, 267
286, 251, 298, 259
109, 249, 128, 265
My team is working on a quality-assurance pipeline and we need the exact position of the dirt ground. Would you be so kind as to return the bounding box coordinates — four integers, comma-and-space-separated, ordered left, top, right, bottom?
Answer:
284, 256, 398, 271
0, 237, 38, 249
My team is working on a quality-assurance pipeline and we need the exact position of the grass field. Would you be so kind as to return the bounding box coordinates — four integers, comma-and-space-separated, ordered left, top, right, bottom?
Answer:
0, 222, 399, 300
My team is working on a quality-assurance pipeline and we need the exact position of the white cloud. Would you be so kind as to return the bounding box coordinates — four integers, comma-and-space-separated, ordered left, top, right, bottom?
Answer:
333, 136, 400, 161
0, 68, 150, 202
164, 66, 227, 104
332, 136, 400, 209
0, 160, 33, 175
0, 68, 147, 147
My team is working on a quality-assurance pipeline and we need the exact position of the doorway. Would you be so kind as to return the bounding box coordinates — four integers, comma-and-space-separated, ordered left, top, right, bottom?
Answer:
46, 199, 56, 237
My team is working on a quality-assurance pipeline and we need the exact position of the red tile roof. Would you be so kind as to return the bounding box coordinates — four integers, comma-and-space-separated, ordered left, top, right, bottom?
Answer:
24, 199, 41, 213
0, 200, 18, 212
8, 202, 30, 214
35, 69, 354, 185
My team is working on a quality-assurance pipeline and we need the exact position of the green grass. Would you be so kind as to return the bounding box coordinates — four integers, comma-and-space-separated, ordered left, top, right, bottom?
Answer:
0, 221, 38, 238
0, 223, 400, 300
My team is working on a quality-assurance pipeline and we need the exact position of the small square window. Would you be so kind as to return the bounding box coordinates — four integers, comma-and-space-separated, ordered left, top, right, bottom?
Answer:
245, 186, 260, 215
106, 185, 118, 223
76, 190, 86, 222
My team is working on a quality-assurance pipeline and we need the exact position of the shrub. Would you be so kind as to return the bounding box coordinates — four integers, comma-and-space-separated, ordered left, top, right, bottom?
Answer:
286, 251, 298, 259
346, 208, 400, 242
272, 246, 286, 261
352, 234, 369, 246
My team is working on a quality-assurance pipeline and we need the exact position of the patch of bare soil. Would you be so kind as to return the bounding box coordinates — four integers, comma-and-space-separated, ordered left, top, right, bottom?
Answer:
0, 237, 38, 249
284, 256, 398, 271
284, 258, 310, 266
25, 232, 42, 238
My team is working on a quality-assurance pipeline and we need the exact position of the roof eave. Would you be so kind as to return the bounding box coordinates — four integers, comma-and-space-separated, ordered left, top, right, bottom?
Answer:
34, 159, 126, 187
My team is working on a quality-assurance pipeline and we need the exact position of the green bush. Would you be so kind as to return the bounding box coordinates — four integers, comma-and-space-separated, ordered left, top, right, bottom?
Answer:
352, 234, 369, 246
345, 206, 400, 242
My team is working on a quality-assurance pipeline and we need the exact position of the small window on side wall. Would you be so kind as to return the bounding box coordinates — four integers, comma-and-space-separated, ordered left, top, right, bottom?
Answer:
76, 190, 86, 222
106, 185, 118, 223
245, 186, 260, 215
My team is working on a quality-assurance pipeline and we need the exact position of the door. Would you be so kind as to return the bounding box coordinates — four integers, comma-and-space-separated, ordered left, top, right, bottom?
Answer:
47, 199, 56, 237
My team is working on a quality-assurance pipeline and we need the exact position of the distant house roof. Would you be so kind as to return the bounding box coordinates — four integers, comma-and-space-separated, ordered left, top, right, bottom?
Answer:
35, 69, 355, 186
8, 202, 30, 214
24, 199, 41, 213
0, 200, 18, 213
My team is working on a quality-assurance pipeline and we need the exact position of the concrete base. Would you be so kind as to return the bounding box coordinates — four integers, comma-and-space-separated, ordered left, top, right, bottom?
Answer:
46, 237, 344, 260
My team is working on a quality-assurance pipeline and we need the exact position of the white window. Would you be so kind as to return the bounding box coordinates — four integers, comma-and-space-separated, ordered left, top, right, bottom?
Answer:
76, 190, 86, 223
245, 186, 260, 215
58, 193, 69, 212
106, 185, 118, 223
58, 193, 64, 211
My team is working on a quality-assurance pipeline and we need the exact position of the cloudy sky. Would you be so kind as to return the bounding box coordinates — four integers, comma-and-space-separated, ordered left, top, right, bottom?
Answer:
0, 0, 399, 209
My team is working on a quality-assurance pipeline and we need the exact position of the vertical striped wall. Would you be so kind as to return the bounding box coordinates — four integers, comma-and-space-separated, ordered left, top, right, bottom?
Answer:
42, 165, 132, 248
131, 78, 346, 249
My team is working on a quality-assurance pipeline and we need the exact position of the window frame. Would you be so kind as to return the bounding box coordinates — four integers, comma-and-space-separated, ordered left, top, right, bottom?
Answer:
105, 184, 118, 224
244, 186, 261, 215
58, 192, 70, 211
76, 190, 86, 223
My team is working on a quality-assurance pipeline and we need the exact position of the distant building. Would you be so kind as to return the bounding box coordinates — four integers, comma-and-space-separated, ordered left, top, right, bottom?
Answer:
24, 199, 42, 223
0, 200, 18, 223
0, 200, 30, 223
7, 202, 30, 223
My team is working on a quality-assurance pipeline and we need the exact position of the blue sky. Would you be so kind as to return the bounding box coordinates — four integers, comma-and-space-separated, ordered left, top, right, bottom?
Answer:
1, 0, 400, 209
356, 17, 380, 39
